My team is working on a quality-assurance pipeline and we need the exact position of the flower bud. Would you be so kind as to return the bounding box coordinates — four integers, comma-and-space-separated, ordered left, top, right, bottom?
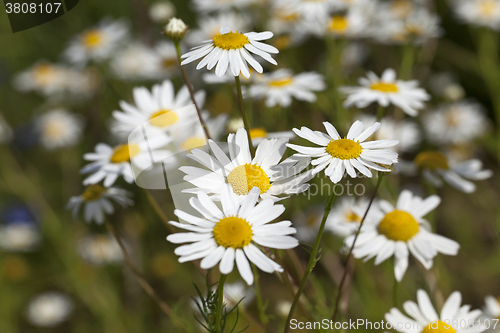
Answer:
164, 17, 188, 41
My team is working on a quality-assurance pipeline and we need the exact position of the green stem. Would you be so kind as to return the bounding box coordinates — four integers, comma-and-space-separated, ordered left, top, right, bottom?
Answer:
284, 190, 337, 333
252, 264, 269, 325
174, 41, 212, 141
234, 75, 256, 157
331, 174, 384, 322
376, 105, 386, 121
214, 274, 227, 333
400, 43, 415, 80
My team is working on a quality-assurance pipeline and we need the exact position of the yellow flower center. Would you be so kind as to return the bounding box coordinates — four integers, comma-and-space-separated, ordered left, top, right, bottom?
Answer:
345, 210, 361, 223
370, 82, 399, 93
326, 138, 363, 160
249, 128, 267, 139
278, 12, 299, 22
406, 24, 423, 36
378, 210, 419, 241
82, 184, 106, 202
213, 32, 250, 50
162, 58, 177, 69
110, 144, 140, 164
82, 30, 103, 48
149, 110, 178, 128
181, 137, 206, 150
268, 77, 293, 87
226, 164, 271, 196
213, 216, 253, 249
414, 151, 449, 170
274, 35, 291, 50
33, 63, 55, 85
43, 121, 65, 139
328, 16, 348, 32
479, 0, 497, 16
422, 321, 457, 333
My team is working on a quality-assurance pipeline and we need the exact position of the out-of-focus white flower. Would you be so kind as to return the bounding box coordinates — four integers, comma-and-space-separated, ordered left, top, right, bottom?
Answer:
246, 127, 295, 146
342, 42, 369, 71
357, 114, 421, 153
423, 101, 489, 145
482, 295, 500, 322
292, 205, 324, 242
27, 292, 74, 327
454, 0, 500, 30
326, 197, 372, 237
77, 234, 123, 265
67, 185, 133, 224
37, 109, 84, 150
316, 7, 370, 38
340, 68, 430, 116
154, 41, 179, 77
191, 0, 256, 13
181, 26, 278, 78
64, 18, 129, 66
0, 224, 40, 252
429, 72, 466, 101
110, 42, 161, 81
276, 0, 340, 23
149, 1, 175, 24
171, 113, 228, 151
247, 68, 325, 108
186, 12, 251, 46
224, 281, 255, 306
0, 114, 13, 144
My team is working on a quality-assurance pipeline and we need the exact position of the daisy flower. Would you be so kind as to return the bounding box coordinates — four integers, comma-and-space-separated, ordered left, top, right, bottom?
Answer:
277, 0, 340, 23
423, 101, 489, 145
37, 109, 84, 150
64, 18, 129, 66
357, 114, 421, 153
148, 1, 175, 24
340, 68, 431, 116
171, 113, 228, 151
345, 190, 460, 281
67, 185, 133, 224
413, 151, 493, 193
326, 197, 372, 237
13, 62, 72, 96
483, 295, 500, 322
109, 42, 160, 81
154, 41, 179, 77
191, 0, 256, 13
181, 26, 278, 78
454, 0, 500, 30
77, 234, 123, 265
167, 185, 298, 285
247, 68, 326, 107
316, 7, 370, 38
400, 8, 443, 44
291, 205, 325, 242
287, 120, 399, 184
385, 289, 486, 333
429, 72, 465, 102
185, 12, 251, 46
181, 128, 312, 201
26, 292, 74, 328
0, 223, 40, 252
226, 119, 294, 145
81, 132, 172, 188
111, 80, 205, 136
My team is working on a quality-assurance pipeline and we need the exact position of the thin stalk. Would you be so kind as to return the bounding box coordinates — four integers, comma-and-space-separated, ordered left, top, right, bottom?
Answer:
331, 174, 384, 322
142, 188, 175, 233
284, 190, 337, 333
214, 274, 227, 333
174, 41, 212, 141
252, 264, 269, 325
105, 219, 187, 330
400, 43, 415, 80
234, 75, 256, 157
376, 105, 386, 121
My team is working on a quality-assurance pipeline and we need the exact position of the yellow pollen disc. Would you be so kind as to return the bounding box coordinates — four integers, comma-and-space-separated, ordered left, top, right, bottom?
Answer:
82, 184, 106, 202
480, 0, 497, 16
274, 35, 291, 50
269, 77, 293, 87
82, 30, 103, 48
149, 110, 178, 127
326, 138, 363, 160
328, 16, 348, 32
370, 82, 399, 93
249, 128, 267, 139
181, 137, 206, 150
445, 109, 460, 126
213, 216, 253, 249
162, 58, 177, 68
422, 321, 457, 333
110, 144, 140, 164
406, 24, 423, 36
213, 32, 250, 50
279, 12, 299, 22
414, 151, 449, 170
33, 64, 55, 84
378, 210, 419, 241
345, 210, 361, 223
226, 164, 271, 196
43, 121, 65, 139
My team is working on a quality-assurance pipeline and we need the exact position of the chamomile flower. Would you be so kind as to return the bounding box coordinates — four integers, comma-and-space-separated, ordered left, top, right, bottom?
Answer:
385, 290, 486, 333
26, 292, 74, 328
247, 68, 326, 107
77, 234, 123, 265
167, 185, 299, 285
13, 62, 73, 96
292, 205, 324, 242
454, 0, 500, 30
64, 18, 129, 66
109, 43, 160, 81
154, 41, 179, 77
429, 72, 466, 102
345, 190, 460, 281
320, 8, 370, 38
357, 114, 421, 153
287, 120, 399, 184
340, 68, 430, 116
181, 26, 278, 78
171, 113, 228, 151
111, 80, 205, 136
277, 0, 339, 22
81, 132, 171, 187
224, 281, 255, 306
413, 151, 493, 193
67, 185, 133, 224
148, 1, 175, 24
186, 12, 251, 46
326, 197, 372, 237
180, 128, 312, 201
191, 0, 256, 13
483, 296, 500, 322
247, 127, 295, 146
0, 223, 40, 252
37, 109, 84, 150
423, 101, 489, 145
